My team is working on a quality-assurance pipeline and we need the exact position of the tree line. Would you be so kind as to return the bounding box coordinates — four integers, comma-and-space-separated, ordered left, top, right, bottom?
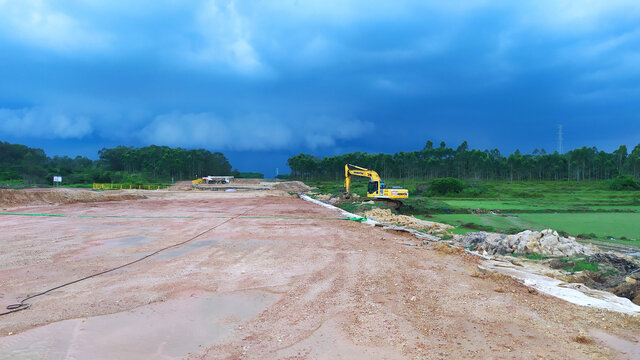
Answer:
0, 141, 232, 185
98, 145, 232, 180
288, 141, 640, 181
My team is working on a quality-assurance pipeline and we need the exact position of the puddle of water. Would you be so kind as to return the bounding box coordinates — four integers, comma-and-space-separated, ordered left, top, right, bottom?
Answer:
68, 236, 153, 261
158, 239, 219, 259
589, 329, 640, 360
107, 235, 150, 247
0, 291, 278, 360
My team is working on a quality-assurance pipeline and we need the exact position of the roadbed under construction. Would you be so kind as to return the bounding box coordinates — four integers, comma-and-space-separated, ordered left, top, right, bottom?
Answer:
0, 188, 639, 359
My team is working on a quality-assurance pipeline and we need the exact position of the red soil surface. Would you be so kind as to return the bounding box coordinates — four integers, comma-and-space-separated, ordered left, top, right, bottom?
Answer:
0, 190, 638, 359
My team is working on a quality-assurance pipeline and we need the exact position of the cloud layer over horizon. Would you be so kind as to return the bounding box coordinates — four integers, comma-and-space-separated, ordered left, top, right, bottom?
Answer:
1, 0, 639, 172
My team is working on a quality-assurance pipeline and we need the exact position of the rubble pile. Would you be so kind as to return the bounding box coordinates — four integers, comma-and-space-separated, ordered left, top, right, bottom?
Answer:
456, 229, 595, 257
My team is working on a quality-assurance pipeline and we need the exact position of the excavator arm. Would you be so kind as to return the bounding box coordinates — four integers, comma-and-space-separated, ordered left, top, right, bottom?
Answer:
344, 164, 381, 194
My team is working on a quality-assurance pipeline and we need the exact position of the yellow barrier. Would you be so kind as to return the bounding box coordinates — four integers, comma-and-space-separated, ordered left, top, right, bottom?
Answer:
92, 183, 170, 190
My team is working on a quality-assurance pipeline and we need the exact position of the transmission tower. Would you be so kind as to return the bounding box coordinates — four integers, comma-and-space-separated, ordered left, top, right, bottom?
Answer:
558, 124, 563, 154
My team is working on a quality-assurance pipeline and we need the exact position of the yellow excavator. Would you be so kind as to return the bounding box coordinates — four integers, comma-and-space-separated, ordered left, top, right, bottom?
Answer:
344, 164, 408, 208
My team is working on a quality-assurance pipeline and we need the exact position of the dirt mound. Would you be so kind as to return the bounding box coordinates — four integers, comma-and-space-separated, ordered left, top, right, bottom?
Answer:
0, 189, 146, 208
233, 179, 262, 184
363, 208, 454, 234
272, 181, 311, 192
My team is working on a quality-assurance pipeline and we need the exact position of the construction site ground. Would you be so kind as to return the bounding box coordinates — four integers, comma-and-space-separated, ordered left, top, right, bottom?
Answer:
0, 189, 639, 359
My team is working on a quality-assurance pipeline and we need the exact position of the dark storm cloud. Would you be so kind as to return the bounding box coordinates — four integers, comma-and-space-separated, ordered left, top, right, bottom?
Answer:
0, 1, 639, 173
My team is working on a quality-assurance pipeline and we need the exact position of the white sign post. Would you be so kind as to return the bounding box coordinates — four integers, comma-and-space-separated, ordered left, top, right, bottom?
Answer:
53, 176, 62, 187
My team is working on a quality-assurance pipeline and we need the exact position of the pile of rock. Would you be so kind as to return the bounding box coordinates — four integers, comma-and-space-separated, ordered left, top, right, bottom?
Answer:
456, 229, 595, 257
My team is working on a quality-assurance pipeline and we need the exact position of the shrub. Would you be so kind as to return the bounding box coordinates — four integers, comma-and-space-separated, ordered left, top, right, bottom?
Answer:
428, 177, 466, 196
607, 175, 640, 191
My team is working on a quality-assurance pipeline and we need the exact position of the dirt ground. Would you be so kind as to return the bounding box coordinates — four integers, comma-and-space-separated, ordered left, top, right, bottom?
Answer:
0, 190, 639, 359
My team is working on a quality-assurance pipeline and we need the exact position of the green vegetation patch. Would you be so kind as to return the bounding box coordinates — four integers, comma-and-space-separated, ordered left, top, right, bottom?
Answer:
525, 253, 548, 260
568, 258, 600, 272
512, 213, 640, 244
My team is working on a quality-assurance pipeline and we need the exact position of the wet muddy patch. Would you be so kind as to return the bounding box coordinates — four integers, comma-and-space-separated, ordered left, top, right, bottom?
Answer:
67, 235, 154, 260
157, 238, 219, 259
0, 290, 278, 359
106, 235, 151, 248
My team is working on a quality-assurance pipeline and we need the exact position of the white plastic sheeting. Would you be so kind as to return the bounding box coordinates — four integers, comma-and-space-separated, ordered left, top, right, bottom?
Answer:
480, 260, 640, 316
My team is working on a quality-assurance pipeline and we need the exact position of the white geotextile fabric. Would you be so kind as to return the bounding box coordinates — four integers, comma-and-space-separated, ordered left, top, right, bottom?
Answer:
481, 261, 640, 316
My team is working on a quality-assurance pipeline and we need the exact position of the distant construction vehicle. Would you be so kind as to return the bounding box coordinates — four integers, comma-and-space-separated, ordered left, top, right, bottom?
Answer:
192, 176, 234, 185
344, 164, 408, 208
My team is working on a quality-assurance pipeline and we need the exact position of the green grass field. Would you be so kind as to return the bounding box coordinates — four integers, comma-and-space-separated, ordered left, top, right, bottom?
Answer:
439, 199, 640, 212
513, 213, 640, 241
309, 179, 640, 249
425, 213, 540, 234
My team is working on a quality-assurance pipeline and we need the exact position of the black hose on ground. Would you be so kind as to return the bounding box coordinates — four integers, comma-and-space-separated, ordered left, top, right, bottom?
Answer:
1, 206, 258, 317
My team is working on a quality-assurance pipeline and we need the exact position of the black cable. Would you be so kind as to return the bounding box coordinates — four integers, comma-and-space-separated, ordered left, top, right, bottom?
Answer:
1, 206, 257, 317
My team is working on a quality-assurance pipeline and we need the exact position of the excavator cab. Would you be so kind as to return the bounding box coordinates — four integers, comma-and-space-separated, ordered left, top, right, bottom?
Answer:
367, 181, 379, 196
368, 180, 389, 196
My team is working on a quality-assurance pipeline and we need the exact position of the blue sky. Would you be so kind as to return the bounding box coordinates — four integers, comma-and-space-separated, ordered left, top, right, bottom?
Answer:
1, 1, 639, 176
